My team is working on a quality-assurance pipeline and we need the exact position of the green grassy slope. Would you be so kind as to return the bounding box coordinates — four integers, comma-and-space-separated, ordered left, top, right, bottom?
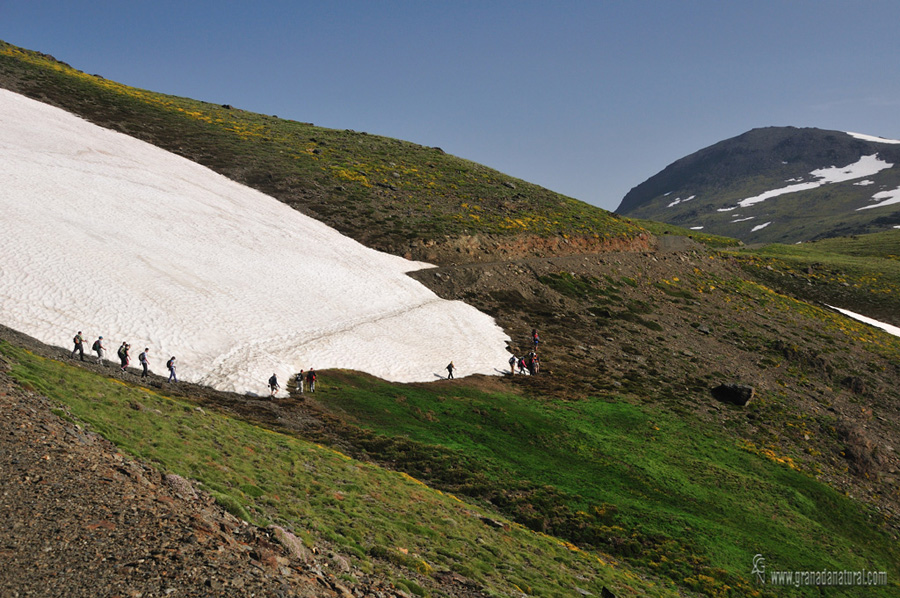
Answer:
729, 230, 900, 326
313, 370, 899, 597
2, 341, 670, 598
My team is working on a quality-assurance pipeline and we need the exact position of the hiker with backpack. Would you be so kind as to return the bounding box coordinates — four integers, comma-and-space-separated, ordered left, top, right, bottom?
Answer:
138, 348, 150, 379
306, 369, 316, 392
295, 370, 304, 394
118, 342, 129, 371
508, 355, 517, 375
268, 373, 280, 396
446, 361, 455, 379
526, 351, 537, 376
71, 331, 86, 361
92, 336, 105, 364
531, 329, 540, 351
166, 356, 177, 383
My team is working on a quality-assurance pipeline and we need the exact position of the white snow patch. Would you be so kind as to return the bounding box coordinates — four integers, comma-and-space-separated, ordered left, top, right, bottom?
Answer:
689, 226, 704, 230
734, 155, 893, 209
731, 216, 756, 223
0, 89, 512, 395
854, 180, 875, 186
811, 155, 893, 184
847, 131, 900, 145
716, 206, 738, 212
666, 194, 695, 208
829, 306, 900, 338
856, 185, 900, 211
751, 222, 772, 232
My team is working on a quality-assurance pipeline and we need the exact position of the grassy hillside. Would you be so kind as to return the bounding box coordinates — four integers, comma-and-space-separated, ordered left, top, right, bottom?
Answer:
2, 340, 680, 598
312, 370, 898, 597
729, 230, 900, 326
0, 40, 653, 262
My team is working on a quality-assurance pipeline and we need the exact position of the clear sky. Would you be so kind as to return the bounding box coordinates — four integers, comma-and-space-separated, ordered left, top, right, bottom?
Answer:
3, 1, 899, 212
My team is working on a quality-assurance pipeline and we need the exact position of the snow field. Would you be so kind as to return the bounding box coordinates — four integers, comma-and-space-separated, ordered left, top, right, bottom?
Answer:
0, 89, 511, 395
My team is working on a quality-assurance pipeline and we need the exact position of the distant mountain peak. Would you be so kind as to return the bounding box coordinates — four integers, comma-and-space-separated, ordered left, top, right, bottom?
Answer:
616, 126, 900, 243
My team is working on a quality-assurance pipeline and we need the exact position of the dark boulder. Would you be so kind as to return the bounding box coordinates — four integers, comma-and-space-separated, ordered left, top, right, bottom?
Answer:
711, 384, 754, 406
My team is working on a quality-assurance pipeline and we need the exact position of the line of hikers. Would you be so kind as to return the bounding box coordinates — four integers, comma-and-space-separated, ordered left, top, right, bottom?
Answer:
71, 325, 542, 397
267, 368, 317, 397
508, 328, 541, 375
71, 331, 177, 383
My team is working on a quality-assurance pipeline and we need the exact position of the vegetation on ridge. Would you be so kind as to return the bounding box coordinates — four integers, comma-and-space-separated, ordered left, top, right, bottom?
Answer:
0, 40, 655, 260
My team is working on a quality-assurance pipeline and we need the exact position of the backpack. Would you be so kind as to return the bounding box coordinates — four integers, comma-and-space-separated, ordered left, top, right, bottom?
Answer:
92, 340, 100, 351
167, 359, 174, 369
74, 335, 80, 344
118, 346, 126, 358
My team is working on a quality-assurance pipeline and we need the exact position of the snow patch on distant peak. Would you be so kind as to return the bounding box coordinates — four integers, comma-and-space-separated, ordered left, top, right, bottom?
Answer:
751, 222, 772, 232
735, 154, 893, 209
857, 185, 900, 211
847, 131, 900, 145
666, 195, 695, 208
689, 226, 704, 230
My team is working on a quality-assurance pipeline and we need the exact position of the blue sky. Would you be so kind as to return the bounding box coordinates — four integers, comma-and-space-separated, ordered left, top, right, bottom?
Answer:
4, 1, 899, 211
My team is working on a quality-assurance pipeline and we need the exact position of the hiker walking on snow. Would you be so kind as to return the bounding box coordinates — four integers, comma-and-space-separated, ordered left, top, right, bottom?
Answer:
72, 331, 86, 361
446, 361, 455, 379
139, 348, 150, 379
517, 356, 527, 375
92, 336, 105, 364
306, 369, 316, 392
268, 374, 280, 396
118, 342, 130, 372
509, 355, 517, 375
167, 356, 177, 382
